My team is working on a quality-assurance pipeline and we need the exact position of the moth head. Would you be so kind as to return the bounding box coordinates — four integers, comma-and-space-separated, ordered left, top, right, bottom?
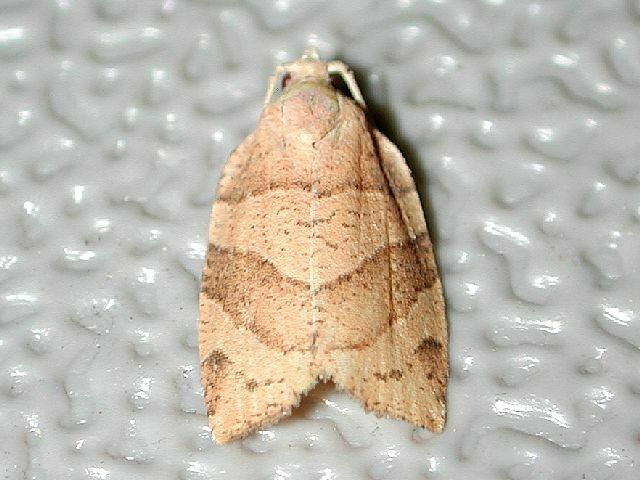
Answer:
281, 47, 329, 90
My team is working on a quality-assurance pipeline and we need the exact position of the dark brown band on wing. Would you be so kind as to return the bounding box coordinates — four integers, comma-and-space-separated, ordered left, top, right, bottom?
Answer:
200, 234, 437, 353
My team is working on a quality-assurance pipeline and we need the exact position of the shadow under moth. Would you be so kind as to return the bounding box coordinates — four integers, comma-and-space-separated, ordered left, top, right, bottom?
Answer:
199, 48, 447, 444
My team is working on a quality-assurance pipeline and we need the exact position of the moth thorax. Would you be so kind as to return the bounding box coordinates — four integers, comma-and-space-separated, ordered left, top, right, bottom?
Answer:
280, 83, 339, 142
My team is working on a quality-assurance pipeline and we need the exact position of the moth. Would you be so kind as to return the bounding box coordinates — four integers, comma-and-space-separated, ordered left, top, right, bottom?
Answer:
199, 48, 447, 444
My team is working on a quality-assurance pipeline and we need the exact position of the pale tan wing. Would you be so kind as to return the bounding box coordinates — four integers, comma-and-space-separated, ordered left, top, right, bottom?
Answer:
200, 76, 447, 441
199, 121, 317, 444
320, 127, 447, 432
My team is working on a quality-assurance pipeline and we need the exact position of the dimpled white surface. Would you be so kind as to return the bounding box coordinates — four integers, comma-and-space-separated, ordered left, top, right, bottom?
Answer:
1, 0, 640, 479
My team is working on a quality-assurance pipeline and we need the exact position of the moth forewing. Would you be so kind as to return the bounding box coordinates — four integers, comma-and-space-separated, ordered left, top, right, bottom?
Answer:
199, 49, 447, 443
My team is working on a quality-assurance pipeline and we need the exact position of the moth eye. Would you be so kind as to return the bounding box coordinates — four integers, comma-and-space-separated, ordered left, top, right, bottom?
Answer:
329, 73, 342, 89
281, 73, 291, 89
269, 72, 291, 101
329, 73, 354, 100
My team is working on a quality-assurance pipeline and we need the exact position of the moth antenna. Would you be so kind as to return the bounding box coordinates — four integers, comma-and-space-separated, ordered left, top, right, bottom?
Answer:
327, 60, 367, 110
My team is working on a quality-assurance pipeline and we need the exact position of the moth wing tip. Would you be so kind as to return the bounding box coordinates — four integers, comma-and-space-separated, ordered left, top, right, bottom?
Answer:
430, 416, 446, 434
208, 377, 321, 445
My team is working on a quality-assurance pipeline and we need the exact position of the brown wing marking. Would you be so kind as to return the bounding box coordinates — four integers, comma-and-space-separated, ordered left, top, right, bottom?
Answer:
199, 291, 315, 443
322, 129, 448, 432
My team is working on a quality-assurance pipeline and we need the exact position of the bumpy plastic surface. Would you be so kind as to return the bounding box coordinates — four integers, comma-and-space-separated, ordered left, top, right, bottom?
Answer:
1, 1, 639, 479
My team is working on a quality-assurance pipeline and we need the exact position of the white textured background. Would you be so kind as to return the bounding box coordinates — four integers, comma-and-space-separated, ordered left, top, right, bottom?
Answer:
1, 1, 640, 479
